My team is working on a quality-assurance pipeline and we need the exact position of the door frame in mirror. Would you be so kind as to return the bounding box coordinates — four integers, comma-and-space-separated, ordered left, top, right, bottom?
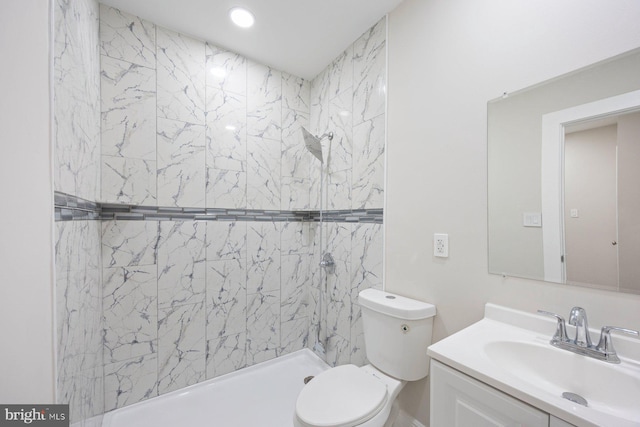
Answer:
541, 89, 640, 283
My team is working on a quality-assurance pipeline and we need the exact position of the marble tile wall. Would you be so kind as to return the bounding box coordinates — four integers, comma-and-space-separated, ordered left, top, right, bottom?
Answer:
96, 8, 319, 410
98, 218, 382, 409
100, 6, 157, 205
99, 5, 312, 210
309, 222, 384, 367
55, 220, 103, 425
310, 18, 386, 211
53, 1, 103, 426
53, 5, 386, 420
99, 220, 314, 409
54, 0, 101, 202
308, 18, 387, 366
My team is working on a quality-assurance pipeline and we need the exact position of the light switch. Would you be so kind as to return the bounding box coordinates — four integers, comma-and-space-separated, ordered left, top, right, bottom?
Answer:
523, 212, 542, 227
570, 209, 579, 218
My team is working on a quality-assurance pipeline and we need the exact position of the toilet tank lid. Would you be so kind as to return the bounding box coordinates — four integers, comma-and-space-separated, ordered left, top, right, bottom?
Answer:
358, 289, 436, 320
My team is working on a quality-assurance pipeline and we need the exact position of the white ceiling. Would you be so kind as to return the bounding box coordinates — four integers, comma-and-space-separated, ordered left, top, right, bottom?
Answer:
98, 0, 404, 80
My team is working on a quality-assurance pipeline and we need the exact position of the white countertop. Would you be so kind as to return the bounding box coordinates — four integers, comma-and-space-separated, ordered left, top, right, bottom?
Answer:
427, 304, 640, 427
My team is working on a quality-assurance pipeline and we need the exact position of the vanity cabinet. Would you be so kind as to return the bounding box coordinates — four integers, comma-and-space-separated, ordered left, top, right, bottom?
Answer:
431, 361, 576, 427
550, 416, 576, 427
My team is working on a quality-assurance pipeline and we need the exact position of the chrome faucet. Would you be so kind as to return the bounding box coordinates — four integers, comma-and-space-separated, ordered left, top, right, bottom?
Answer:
568, 307, 592, 347
538, 307, 639, 363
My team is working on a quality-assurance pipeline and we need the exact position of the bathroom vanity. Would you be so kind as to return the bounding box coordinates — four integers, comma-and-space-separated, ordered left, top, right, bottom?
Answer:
427, 304, 640, 427
431, 361, 574, 427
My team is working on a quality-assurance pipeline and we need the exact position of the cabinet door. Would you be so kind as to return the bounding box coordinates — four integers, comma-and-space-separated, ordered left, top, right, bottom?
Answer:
430, 360, 549, 427
550, 416, 576, 427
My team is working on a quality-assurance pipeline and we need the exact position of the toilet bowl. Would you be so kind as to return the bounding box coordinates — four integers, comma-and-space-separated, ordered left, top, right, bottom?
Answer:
294, 364, 403, 427
293, 289, 436, 427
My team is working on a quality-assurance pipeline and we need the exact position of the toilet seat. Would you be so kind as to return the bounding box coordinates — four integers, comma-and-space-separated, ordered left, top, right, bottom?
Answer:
295, 364, 388, 427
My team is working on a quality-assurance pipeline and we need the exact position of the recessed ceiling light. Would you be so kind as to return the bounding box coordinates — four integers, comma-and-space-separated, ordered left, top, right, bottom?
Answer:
229, 7, 255, 28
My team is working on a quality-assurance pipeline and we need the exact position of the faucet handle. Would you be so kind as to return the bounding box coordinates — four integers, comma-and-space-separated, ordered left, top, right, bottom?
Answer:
595, 326, 639, 360
537, 310, 568, 343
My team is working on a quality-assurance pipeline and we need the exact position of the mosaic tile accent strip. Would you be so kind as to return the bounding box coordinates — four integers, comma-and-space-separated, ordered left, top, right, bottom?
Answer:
54, 192, 383, 223
100, 205, 312, 222
318, 209, 383, 224
55, 192, 101, 221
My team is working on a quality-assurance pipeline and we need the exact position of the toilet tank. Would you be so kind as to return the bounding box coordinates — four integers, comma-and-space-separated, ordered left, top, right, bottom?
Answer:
359, 289, 436, 381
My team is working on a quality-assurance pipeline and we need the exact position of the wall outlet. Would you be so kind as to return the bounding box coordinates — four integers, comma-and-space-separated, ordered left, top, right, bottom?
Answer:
434, 233, 449, 258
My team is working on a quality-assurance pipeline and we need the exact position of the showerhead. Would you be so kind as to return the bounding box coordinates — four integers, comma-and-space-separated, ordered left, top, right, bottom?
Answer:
301, 127, 324, 163
301, 127, 333, 163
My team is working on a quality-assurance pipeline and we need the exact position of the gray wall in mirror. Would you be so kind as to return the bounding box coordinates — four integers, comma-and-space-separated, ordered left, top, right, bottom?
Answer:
488, 48, 640, 294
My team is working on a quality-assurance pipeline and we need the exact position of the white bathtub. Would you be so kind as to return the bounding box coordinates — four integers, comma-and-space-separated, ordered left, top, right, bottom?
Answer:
102, 349, 329, 427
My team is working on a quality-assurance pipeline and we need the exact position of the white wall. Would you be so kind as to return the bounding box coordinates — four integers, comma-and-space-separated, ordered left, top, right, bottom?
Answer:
386, 0, 640, 424
0, 0, 55, 402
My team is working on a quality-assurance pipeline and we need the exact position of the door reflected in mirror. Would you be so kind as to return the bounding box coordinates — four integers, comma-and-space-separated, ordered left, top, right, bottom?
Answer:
563, 112, 640, 289
564, 122, 618, 288
488, 48, 640, 294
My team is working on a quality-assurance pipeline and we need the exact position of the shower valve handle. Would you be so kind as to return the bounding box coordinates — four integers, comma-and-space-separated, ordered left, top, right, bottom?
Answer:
320, 253, 335, 267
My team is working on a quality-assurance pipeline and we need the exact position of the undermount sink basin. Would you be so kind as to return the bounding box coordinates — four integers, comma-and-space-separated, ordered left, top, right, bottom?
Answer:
427, 304, 640, 427
484, 340, 640, 422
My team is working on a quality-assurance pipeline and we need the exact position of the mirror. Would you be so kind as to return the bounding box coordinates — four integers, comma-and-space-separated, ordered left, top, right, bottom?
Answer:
488, 48, 640, 294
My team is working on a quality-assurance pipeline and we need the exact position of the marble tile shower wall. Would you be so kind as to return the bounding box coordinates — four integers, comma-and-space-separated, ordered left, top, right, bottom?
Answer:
309, 18, 386, 211
55, 220, 103, 424
311, 222, 384, 368
308, 19, 386, 366
53, 1, 103, 426
99, 219, 316, 409
54, 0, 101, 202
98, 5, 314, 411
99, 218, 382, 409
99, 4, 311, 210
52, 4, 385, 419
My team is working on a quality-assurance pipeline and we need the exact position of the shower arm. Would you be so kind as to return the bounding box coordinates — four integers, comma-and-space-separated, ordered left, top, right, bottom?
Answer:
318, 132, 334, 141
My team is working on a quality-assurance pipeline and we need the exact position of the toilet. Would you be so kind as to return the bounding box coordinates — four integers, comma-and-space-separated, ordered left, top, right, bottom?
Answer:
294, 288, 436, 427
